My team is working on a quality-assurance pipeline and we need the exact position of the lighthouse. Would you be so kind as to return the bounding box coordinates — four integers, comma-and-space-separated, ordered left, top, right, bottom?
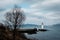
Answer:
39, 22, 47, 31
41, 22, 44, 29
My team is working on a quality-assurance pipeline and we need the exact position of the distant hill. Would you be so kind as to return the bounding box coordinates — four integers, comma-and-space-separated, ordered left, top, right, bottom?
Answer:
52, 24, 60, 27
22, 24, 38, 26
20, 24, 48, 28
19, 24, 41, 28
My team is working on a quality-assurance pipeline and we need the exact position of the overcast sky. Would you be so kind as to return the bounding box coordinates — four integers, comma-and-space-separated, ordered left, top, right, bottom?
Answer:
0, 0, 60, 25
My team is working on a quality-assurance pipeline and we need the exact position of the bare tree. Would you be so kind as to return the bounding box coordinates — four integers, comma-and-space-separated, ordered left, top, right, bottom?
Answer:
5, 6, 25, 40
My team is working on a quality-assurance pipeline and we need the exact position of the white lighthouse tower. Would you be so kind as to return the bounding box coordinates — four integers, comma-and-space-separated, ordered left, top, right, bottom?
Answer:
41, 22, 44, 29
39, 22, 47, 31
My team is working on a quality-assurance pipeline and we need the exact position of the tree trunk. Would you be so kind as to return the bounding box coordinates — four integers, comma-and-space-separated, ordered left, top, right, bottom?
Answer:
13, 25, 17, 40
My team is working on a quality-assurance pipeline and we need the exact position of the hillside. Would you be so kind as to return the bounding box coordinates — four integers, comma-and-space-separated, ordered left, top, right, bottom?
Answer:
52, 24, 60, 27
0, 23, 31, 40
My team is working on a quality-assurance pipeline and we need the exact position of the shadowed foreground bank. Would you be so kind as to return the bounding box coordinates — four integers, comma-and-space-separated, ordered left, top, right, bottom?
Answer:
0, 23, 34, 40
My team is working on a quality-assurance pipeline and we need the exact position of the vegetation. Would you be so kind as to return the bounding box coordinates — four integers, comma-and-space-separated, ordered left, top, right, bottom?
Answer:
0, 23, 30, 40
4, 6, 25, 40
0, 6, 29, 40
0, 6, 37, 40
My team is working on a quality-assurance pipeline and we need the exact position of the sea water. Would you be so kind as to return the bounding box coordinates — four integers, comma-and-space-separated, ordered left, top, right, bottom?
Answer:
21, 25, 60, 40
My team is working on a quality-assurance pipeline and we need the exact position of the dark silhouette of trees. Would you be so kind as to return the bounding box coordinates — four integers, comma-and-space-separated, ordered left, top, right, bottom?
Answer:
5, 7, 25, 28
0, 23, 9, 40
0, 23, 5, 40
5, 6, 25, 40
0, 23, 30, 40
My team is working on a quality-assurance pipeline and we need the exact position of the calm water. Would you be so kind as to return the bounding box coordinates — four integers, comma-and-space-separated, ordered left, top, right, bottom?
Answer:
21, 25, 60, 40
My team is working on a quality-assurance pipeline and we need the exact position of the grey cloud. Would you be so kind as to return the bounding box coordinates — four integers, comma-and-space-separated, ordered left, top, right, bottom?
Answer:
51, 12, 60, 17
0, 8, 6, 12
31, 0, 60, 12
41, 4, 60, 12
